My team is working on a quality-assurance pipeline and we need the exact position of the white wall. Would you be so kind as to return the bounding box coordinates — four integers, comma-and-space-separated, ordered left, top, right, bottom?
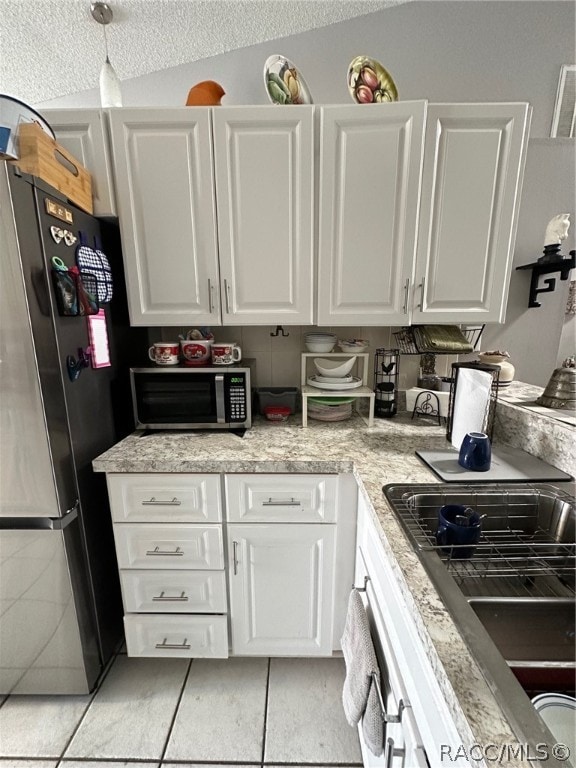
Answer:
36, 0, 575, 387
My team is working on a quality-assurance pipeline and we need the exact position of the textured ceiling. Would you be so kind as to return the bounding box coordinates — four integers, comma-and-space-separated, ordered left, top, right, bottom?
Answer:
0, 0, 407, 104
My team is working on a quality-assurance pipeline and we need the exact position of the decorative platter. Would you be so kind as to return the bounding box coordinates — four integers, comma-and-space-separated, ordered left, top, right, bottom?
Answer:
264, 54, 313, 105
347, 55, 398, 104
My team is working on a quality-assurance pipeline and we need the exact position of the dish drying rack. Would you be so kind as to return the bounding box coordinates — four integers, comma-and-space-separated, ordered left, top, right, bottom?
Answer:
392, 325, 484, 355
391, 485, 575, 599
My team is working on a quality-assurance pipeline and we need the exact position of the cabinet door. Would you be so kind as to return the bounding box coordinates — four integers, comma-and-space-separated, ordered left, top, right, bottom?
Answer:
108, 108, 220, 326
41, 109, 117, 217
317, 102, 426, 326
412, 103, 530, 324
227, 524, 335, 656
213, 107, 314, 325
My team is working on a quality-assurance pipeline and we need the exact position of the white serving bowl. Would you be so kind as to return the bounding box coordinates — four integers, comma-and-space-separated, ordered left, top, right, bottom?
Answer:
306, 341, 336, 353
338, 339, 369, 353
314, 356, 357, 377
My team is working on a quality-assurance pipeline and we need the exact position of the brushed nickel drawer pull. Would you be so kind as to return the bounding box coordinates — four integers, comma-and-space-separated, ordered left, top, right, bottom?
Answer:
232, 540, 239, 575
141, 497, 181, 506
262, 497, 301, 507
152, 591, 189, 602
155, 637, 191, 650
146, 546, 184, 557
418, 276, 426, 311
402, 277, 410, 314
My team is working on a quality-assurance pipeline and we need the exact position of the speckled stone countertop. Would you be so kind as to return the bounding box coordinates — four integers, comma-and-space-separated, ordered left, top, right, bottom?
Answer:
93, 389, 575, 768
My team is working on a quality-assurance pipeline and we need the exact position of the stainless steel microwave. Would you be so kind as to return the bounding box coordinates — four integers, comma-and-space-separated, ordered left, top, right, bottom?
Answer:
130, 360, 255, 430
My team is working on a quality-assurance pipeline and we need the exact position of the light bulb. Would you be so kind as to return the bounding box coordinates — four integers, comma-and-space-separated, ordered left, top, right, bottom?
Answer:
99, 56, 122, 107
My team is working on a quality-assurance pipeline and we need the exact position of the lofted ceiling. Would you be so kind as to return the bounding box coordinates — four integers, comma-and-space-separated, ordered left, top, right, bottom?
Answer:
0, 0, 408, 105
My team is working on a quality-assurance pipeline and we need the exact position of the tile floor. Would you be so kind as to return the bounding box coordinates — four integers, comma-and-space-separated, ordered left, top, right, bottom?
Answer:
0, 651, 362, 768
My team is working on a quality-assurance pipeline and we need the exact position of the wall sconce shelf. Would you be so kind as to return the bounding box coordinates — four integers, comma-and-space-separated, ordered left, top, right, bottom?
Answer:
516, 251, 575, 308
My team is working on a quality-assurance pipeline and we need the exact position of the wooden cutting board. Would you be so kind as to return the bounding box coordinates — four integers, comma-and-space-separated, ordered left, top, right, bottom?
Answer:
416, 444, 573, 483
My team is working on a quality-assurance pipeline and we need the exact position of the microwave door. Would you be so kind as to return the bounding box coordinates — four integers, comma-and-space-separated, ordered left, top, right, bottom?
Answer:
215, 374, 225, 423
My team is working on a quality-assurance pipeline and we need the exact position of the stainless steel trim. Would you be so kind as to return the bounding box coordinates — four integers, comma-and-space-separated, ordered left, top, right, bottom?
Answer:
215, 374, 226, 423
262, 498, 301, 507
152, 591, 189, 602
141, 497, 181, 506
155, 638, 191, 650
145, 546, 184, 557
418, 276, 425, 311
232, 540, 239, 575
403, 278, 410, 314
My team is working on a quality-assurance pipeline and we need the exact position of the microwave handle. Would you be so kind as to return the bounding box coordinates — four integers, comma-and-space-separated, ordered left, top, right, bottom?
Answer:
215, 374, 226, 423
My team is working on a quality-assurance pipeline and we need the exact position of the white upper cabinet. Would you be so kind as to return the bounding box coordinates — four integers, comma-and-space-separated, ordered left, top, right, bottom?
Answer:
412, 103, 531, 324
108, 108, 220, 326
41, 109, 117, 217
212, 107, 314, 325
317, 102, 427, 326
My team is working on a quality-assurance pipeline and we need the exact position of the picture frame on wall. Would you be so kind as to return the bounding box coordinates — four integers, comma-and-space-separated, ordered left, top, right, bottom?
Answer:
550, 64, 576, 137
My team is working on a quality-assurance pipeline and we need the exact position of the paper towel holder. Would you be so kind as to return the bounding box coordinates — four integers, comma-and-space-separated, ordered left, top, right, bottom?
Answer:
446, 362, 500, 444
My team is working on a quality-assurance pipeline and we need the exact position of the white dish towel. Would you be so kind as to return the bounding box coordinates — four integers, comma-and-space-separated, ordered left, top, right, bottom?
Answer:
341, 588, 384, 756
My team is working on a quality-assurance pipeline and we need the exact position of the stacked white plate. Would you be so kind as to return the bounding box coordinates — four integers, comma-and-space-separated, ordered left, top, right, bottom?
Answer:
308, 396, 354, 422
305, 332, 337, 353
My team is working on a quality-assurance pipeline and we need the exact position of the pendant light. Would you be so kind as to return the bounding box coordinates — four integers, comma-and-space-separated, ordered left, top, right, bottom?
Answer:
90, 1, 122, 107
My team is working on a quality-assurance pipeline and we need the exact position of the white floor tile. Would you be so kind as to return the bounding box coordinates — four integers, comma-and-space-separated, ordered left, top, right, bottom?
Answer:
164, 657, 268, 762
64, 763, 159, 768
163, 765, 257, 768
0, 694, 90, 757
0, 762, 58, 768
64, 655, 189, 760
265, 658, 362, 764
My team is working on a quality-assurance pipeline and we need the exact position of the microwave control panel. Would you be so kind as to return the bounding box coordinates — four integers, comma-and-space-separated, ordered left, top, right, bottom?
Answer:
227, 375, 247, 422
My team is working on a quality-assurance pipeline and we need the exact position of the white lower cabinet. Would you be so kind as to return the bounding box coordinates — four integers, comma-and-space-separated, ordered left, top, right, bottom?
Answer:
225, 472, 356, 657
356, 492, 467, 766
107, 471, 356, 660
107, 473, 229, 659
227, 523, 336, 656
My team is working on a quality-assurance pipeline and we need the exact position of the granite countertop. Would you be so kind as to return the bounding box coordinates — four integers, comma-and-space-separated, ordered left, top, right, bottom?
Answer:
93, 389, 575, 767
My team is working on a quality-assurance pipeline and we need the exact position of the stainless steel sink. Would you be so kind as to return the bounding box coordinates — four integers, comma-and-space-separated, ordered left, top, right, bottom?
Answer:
383, 482, 576, 759
466, 597, 575, 664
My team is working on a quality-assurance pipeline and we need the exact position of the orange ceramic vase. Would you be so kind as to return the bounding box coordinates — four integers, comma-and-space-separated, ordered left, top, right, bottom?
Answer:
185, 81, 225, 106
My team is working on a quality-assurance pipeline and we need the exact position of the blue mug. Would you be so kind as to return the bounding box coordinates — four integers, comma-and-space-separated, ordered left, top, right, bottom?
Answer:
436, 504, 482, 559
458, 431, 492, 472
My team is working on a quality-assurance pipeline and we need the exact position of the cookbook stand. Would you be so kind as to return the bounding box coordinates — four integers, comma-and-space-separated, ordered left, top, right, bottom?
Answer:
300, 353, 375, 428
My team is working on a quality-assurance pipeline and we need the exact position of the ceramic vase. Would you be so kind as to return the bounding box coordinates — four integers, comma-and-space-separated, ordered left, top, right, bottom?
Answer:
478, 353, 515, 388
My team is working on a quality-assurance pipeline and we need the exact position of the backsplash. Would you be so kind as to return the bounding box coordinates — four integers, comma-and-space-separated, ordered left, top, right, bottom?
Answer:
148, 325, 459, 390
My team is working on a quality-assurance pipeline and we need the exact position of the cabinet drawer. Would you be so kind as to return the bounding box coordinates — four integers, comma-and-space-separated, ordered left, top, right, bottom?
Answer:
107, 474, 222, 523
114, 524, 224, 569
120, 569, 227, 613
225, 474, 338, 522
124, 614, 229, 658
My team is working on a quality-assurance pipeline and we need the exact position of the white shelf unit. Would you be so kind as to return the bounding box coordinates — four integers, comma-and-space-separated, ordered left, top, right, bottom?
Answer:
300, 353, 375, 428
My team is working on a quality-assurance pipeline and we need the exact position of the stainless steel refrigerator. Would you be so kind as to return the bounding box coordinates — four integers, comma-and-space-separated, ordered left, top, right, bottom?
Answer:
0, 164, 143, 694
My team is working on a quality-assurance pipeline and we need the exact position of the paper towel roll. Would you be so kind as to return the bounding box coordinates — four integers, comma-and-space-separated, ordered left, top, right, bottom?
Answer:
451, 368, 493, 449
